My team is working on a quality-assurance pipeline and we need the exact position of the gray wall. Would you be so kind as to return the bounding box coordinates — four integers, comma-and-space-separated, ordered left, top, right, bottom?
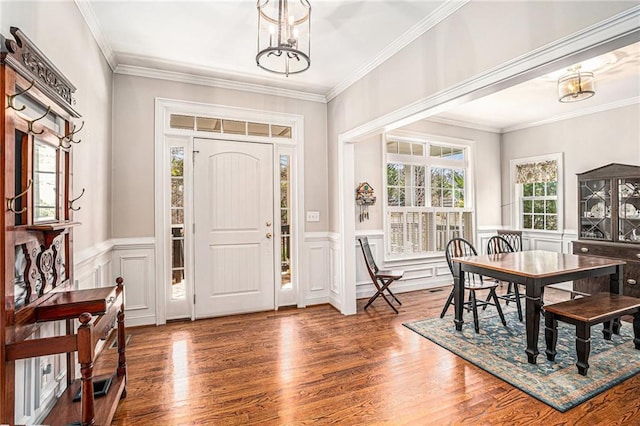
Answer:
327, 1, 636, 232
111, 74, 328, 237
0, 1, 113, 252
500, 103, 640, 231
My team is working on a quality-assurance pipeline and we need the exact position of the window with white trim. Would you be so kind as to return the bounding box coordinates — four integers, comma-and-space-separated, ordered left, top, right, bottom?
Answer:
384, 135, 474, 257
511, 153, 563, 232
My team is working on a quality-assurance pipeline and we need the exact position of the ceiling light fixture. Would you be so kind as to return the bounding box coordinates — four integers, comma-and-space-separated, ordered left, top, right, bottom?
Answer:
557, 65, 595, 103
256, 0, 311, 77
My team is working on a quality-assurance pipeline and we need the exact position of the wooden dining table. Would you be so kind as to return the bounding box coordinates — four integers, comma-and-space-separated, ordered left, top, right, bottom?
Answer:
451, 250, 625, 364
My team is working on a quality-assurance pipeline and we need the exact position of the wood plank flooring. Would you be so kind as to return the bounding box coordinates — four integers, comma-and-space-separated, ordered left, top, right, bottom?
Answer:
107, 287, 640, 425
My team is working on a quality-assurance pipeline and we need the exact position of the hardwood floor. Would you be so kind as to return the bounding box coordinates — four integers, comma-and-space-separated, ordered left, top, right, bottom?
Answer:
107, 287, 640, 425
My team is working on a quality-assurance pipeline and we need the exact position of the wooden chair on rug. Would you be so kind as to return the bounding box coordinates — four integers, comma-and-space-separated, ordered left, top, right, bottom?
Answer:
357, 237, 404, 313
440, 237, 507, 333
486, 235, 524, 321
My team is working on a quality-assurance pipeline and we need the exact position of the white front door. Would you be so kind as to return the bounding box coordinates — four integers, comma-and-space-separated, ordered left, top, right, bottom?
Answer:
193, 139, 275, 318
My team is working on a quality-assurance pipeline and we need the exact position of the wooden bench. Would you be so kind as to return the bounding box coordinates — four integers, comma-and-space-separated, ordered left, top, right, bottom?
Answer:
544, 292, 640, 376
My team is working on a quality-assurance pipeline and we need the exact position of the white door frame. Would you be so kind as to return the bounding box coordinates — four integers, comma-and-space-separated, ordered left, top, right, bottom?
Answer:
337, 10, 639, 314
154, 98, 305, 324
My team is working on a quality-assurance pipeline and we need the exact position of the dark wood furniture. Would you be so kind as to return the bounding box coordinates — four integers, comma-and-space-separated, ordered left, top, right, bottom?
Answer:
1, 27, 126, 425
573, 164, 640, 298
486, 236, 524, 321
441, 238, 506, 333
451, 250, 625, 363
544, 292, 640, 375
496, 229, 523, 251
357, 237, 404, 313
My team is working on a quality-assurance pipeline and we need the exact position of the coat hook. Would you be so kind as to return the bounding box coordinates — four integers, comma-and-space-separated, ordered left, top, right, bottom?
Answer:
59, 120, 85, 149
7, 179, 32, 214
6, 80, 35, 112
69, 188, 85, 211
27, 106, 51, 135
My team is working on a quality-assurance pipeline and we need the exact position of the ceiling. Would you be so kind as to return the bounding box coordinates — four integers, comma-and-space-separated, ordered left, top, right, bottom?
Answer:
79, 1, 640, 132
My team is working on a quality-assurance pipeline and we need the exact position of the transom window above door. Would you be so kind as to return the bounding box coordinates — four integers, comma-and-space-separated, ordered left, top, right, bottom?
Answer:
169, 114, 292, 138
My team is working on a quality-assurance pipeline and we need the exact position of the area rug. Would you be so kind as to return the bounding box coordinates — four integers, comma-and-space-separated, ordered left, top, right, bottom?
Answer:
404, 311, 640, 412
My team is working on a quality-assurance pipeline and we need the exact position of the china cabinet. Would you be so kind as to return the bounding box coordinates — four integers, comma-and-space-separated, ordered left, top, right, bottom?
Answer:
573, 163, 640, 297
0, 27, 126, 425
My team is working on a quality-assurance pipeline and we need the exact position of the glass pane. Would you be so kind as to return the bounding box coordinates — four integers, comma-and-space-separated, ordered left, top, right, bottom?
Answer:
523, 199, 533, 213
171, 226, 185, 300
280, 156, 289, 180
441, 147, 453, 158
454, 189, 464, 208
271, 125, 292, 138
431, 189, 441, 207
534, 200, 545, 213
534, 182, 545, 196
170, 114, 195, 130
196, 117, 221, 132
523, 214, 532, 229
547, 200, 557, 214
523, 183, 533, 197
547, 181, 557, 196
429, 145, 442, 157
386, 141, 398, 154
547, 215, 558, 231
412, 143, 423, 156
280, 182, 288, 208
443, 169, 453, 189
171, 148, 184, 176
247, 122, 270, 136
451, 148, 465, 160
171, 208, 184, 225
222, 119, 246, 135
533, 215, 544, 229
454, 169, 465, 189
431, 167, 443, 189
33, 140, 58, 222
171, 178, 184, 207
415, 188, 425, 207
398, 142, 411, 155
414, 166, 425, 187
387, 163, 404, 186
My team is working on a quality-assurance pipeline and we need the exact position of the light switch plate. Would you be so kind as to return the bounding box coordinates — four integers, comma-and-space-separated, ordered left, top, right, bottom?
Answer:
306, 211, 320, 222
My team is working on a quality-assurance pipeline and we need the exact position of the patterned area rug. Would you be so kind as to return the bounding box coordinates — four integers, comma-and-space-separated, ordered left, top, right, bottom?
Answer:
404, 311, 640, 412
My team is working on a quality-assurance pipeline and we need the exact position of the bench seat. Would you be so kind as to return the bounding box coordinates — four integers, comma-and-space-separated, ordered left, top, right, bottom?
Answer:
543, 292, 640, 375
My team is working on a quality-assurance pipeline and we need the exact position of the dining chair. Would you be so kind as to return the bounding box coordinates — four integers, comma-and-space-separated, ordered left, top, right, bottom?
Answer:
496, 229, 523, 251
357, 236, 404, 313
486, 235, 524, 321
440, 237, 507, 333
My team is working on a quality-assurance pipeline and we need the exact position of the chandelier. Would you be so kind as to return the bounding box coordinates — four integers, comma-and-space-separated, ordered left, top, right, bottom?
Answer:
256, 0, 311, 77
557, 65, 595, 103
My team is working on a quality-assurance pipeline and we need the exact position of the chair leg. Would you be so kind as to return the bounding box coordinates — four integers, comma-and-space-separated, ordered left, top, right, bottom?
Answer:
490, 289, 507, 326
482, 292, 491, 311
386, 285, 402, 305
513, 283, 523, 322
633, 311, 640, 350
470, 290, 480, 333
440, 288, 455, 318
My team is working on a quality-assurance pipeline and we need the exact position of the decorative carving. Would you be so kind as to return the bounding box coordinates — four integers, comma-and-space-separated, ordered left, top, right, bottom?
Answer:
23, 241, 42, 305
2, 27, 80, 118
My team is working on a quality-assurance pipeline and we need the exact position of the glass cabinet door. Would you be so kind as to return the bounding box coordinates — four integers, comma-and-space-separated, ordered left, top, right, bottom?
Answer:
618, 178, 640, 243
579, 178, 611, 240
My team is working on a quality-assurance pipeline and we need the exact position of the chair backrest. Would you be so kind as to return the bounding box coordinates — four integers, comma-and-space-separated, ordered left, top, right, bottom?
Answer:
486, 235, 515, 255
357, 237, 379, 281
445, 237, 483, 286
497, 229, 522, 251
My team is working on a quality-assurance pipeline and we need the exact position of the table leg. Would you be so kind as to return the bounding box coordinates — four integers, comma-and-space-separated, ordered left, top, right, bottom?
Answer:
525, 279, 542, 364
610, 264, 624, 334
453, 261, 464, 331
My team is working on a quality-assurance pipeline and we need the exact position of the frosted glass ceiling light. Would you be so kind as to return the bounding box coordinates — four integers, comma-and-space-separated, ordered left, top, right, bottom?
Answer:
256, 0, 311, 77
557, 66, 595, 103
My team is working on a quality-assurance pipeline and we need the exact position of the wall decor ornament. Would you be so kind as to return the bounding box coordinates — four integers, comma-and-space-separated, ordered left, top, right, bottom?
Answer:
356, 182, 376, 222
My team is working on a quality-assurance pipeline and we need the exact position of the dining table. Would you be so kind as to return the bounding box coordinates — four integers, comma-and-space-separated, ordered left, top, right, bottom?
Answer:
451, 250, 625, 364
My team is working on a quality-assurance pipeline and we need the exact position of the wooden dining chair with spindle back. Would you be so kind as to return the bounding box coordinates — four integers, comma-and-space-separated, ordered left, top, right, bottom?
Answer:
486, 235, 525, 321
441, 237, 507, 333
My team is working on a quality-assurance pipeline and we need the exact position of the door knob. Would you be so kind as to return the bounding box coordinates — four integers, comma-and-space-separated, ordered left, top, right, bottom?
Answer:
266, 221, 272, 227
266, 232, 272, 239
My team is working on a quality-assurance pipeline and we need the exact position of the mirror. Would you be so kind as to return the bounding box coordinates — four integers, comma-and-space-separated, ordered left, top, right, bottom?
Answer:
33, 139, 58, 222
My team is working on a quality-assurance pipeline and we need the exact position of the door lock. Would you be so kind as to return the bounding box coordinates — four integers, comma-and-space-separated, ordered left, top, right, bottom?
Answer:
266, 232, 273, 239
266, 221, 272, 227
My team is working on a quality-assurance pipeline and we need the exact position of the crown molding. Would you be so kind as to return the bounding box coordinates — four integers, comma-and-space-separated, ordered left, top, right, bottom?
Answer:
115, 64, 327, 103
425, 116, 502, 133
502, 96, 640, 133
325, 0, 470, 102
74, 0, 116, 70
